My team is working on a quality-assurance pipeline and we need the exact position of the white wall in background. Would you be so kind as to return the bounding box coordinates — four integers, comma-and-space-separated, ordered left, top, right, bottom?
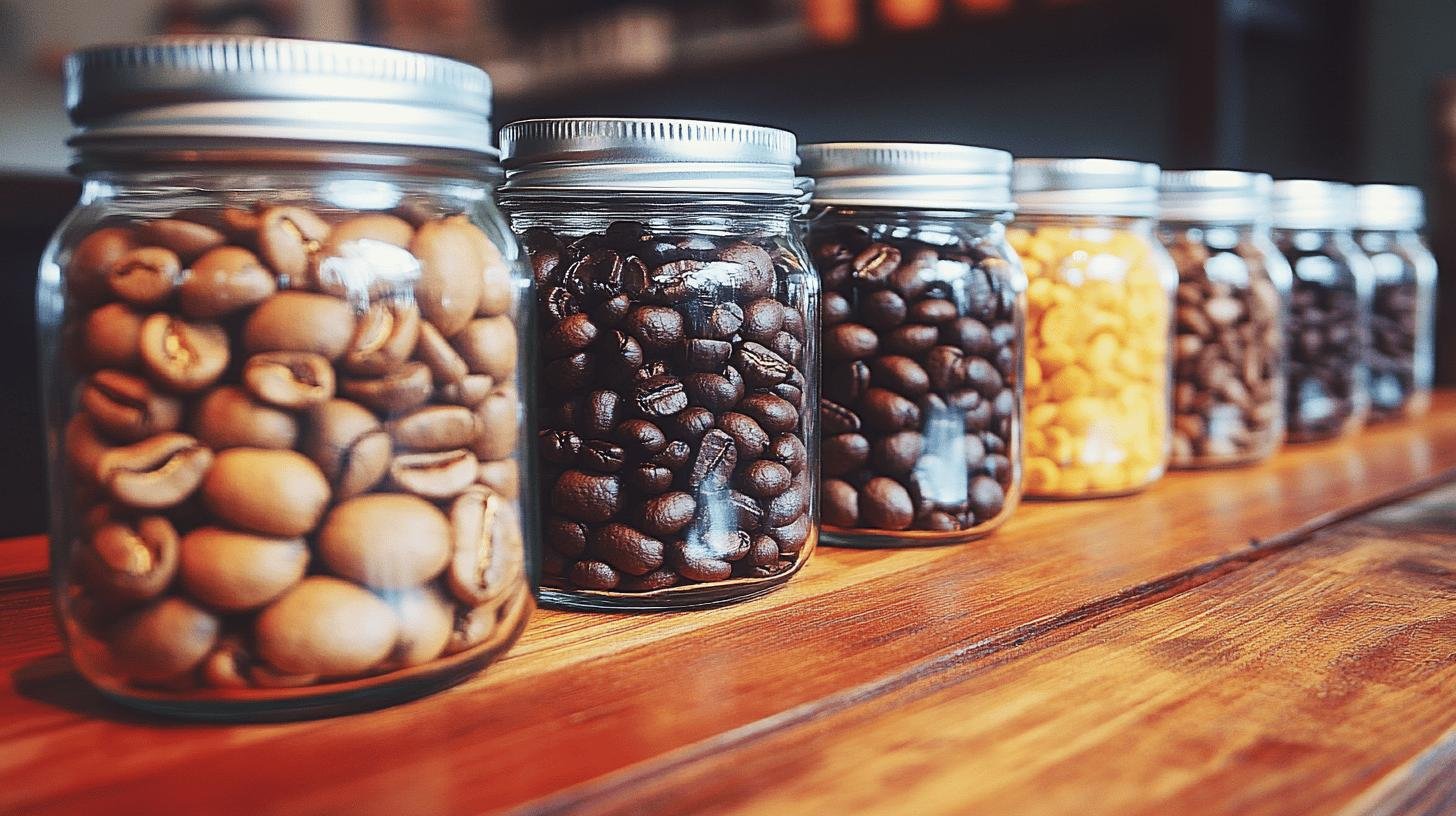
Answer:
0, 0, 355, 176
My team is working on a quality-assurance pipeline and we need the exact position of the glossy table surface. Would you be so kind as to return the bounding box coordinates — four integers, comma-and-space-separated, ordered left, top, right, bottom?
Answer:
4, 393, 1456, 815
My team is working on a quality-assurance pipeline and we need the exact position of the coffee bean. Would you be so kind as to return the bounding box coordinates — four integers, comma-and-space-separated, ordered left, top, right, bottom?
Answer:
412, 217, 487, 337
79, 515, 180, 602
684, 371, 742, 413
546, 516, 589, 557
81, 369, 183, 442
579, 440, 626, 473
389, 405, 480, 452
552, 470, 622, 522
703, 302, 744, 339
83, 302, 145, 369
666, 406, 715, 441
766, 433, 808, 475
689, 429, 738, 488
823, 292, 852, 326
343, 301, 420, 377
110, 597, 220, 682
640, 491, 696, 537
851, 244, 901, 285
826, 323, 879, 359
626, 463, 674, 494
883, 323, 939, 356
588, 523, 666, 576
201, 448, 330, 536
870, 355, 931, 397
718, 412, 770, 459
569, 560, 621, 590
764, 480, 809, 527
631, 374, 688, 418
822, 479, 859, 527
741, 298, 785, 343
244, 351, 335, 409
139, 314, 230, 393
651, 440, 692, 469
967, 475, 1006, 522
255, 577, 397, 676
740, 393, 799, 433
860, 388, 921, 431
861, 290, 907, 329
180, 246, 277, 318
627, 306, 686, 352
820, 399, 862, 435
453, 316, 518, 381
859, 477, 914, 530
244, 292, 355, 361
341, 361, 435, 415
390, 449, 479, 500
735, 342, 793, 388
870, 431, 924, 475
95, 433, 214, 510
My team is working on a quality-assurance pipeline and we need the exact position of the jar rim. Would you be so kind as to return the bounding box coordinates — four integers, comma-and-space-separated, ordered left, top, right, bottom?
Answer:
1012, 158, 1161, 218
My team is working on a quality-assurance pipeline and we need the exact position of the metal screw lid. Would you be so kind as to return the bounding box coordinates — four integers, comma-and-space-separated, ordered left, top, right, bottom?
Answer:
1270, 180, 1357, 231
65, 36, 495, 156
797, 142, 1013, 212
1354, 184, 1425, 231
1012, 158, 1161, 218
498, 118, 800, 196
1158, 170, 1273, 224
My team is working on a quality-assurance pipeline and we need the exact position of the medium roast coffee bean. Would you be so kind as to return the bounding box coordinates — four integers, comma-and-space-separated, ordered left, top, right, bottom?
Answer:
179, 528, 309, 611
79, 515, 180, 602
243, 351, 335, 409
255, 576, 397, 677
192, 386, 298, 450
179, 246, 276, 318
81, 369, 183, 442
139, 315, 229, 393
318, 494, 451, 590
201, 448, 331, 537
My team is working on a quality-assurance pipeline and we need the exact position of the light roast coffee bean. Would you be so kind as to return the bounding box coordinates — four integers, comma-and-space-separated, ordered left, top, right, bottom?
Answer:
59, 206, 527, 697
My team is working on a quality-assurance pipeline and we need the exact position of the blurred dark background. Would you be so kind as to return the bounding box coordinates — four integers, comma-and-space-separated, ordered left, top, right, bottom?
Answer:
0, 0, 1453, 536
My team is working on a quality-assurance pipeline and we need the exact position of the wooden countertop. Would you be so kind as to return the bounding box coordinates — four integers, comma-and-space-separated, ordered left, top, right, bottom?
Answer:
5, 394, 1456, 815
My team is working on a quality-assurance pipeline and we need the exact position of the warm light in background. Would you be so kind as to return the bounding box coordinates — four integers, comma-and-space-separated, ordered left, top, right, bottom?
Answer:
807, 0, 860, 43
877, 0, 942, 31
958, 0, 1013, 14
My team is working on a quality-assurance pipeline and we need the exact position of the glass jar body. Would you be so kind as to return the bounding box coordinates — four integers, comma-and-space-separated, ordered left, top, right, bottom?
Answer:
506, 195, 819, 610
1008, 215, 1176, 498
38, 166, 535, 720
807, 208, 1023, 545
1356, 228, 1436, 421
1157, 222, 1291, 467
1271, 227, 1373, 441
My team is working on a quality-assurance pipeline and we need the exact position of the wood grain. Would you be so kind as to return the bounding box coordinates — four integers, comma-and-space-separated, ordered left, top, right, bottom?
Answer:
559, 484, 1456, 816
1, 395, 1455, 816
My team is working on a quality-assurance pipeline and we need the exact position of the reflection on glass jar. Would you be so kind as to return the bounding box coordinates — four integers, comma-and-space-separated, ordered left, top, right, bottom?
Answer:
499, 118, 818, 611
1355, 184, 1438, 421
799, 143, 1023, 545
40, 38, 534, 719
1157, 171, 1291, 468
1270, 180, 1373, 442
1011, 159, 1176, 498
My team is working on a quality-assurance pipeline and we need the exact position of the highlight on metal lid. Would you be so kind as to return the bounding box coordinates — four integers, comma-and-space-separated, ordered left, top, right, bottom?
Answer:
1354, 183, 1425, 232
1158, 170, 1273, 224
498, 117, 800, 196
798, 142, 1014, 212
1270, 179, 1357, 231
65, 36, 495, 155
1011, 157, 1162, 218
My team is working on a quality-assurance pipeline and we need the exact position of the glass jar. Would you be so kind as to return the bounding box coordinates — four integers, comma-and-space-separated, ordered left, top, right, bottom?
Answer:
1009, 159, 1177, 498
1270, 180, 1374, 441
38, 38, 534, 720
1355, 184, 1438, 421
499, 118, 818, 611
798, 143, 1023, 545
1157, 171, 1291, 468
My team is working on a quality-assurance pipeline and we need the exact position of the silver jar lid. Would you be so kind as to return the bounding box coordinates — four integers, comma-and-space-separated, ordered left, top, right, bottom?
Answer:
1012, 158, 1161, 218
498, 117, 800, 196
65, 36, 494, 155
1158, 170, 1272, 223
1270, 180, 1357, 230
1354, 184, 1425, 231
797, 142, 1013, 212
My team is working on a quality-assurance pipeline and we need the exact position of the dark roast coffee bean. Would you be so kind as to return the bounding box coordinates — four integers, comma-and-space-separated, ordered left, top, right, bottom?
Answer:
685, 339, 733, 371
745, 535, 780, 567
851, 244, 900, 285
702, 302, 744, 340
826, 323, 879, 359
768, 514, 811, 554
617, 569, 679, 592
582, 390, 625, 439
860, 477, 914, 531
820, 399, 862, 435
825, 360, 872, 404
968, 475, 1006, 522
883, 324, 940, 356
823, 433, 870, 477
650, 440, 691, 469
740, 393, 799, 434
823, 292, 852, 326
546, 516, 588, 557
735, 342, 792, 388
551, 470, 622, 523
544, 313, 598, 357
822, 479, 859, 527
604, 331, 645, 371
579, 441, 626, 473
626, 306, 686, 352
689, 430, 738, 489
861, 290, 907, 329
543, 353, 594, 392
741, 298, 785, 343
860, 388, 921, 431
964, 358, 1003, 398
634, 375, 689, 418
907, 298, 958, 325
588, 523, 665, 576
769, 331, 803, 367
569, 560, 620, 590
640, 491, 696, 537
944, 317, 994, 356
738, 460, 792, 499
767, 433, 808, 476
541, 429, 583, 465
614, 418, 668, 457
983, 453, 1012, 484
729, 490, 765, 531
870, 356, 931, 397
670, 546, 733, 583
870, 431, 924, 476
592, 293, 633, 327
666, 406, 715, 441
765, 481, 808, 527
543, 286, 580, 321
683, 372, 741, 413
718, 412, 770, 459
626, 464, 674, 494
